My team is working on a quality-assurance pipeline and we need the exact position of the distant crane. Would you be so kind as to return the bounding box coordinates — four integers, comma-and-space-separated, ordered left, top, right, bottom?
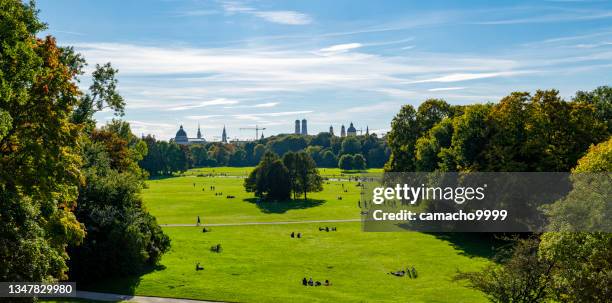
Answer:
240, 125, 267, 140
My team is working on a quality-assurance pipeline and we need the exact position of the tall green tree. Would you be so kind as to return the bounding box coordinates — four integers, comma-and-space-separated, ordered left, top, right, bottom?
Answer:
0, 0, 85, 283
385, 105, 419, 171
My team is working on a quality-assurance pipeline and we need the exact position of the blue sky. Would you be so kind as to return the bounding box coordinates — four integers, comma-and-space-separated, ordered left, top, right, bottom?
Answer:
38, 0, 612, 141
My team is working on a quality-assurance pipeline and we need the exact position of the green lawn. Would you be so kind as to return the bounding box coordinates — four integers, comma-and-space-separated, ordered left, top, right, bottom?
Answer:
85, 167, 492, 302
143, 168, 362, 224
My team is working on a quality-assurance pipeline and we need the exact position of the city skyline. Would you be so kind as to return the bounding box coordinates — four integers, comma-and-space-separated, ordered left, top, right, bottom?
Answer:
37, 0, 612, 140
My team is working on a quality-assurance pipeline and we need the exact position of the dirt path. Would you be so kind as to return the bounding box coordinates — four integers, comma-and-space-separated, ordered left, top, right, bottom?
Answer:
160, 218, 360, 227
75, 290, 221, 302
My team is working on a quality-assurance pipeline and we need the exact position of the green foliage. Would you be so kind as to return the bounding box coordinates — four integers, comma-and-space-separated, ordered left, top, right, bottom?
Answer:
353, 154, 367, 170
0, 0, 85, 282
69, 124, 170, 283
338, 154, 354, 170
538, 138, 612, 302
283, 151, 323, 199
385, 104, 419, 171
416, 98, 453, 134
457, 237, 555, 303
387, 90, 609, 173
245, 152, 291, 200
574, 85, 612, 133
340, 136, 361, 155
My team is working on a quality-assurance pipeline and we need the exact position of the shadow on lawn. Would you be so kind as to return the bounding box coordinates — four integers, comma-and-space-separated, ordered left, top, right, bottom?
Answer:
244, 198, 326, 214
78, 264, 166, 296
426, 233, 507, 259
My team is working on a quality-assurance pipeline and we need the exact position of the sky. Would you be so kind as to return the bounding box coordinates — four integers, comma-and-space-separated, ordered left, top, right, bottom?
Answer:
37, 0, 612, 141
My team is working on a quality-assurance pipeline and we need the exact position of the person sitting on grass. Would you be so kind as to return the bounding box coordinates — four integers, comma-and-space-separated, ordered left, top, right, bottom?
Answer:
302, 278, 307, 286
291, 232, 295, 238
315, 281, 321, 286
324, 280, 331, 286
308, 278, 314, 286
202, 227, 210, 233
297, 233, 301, 238
411, 267, 417, 278
325, 227, 329, 232
332, 227, 337, 231
195, 262, 204, 271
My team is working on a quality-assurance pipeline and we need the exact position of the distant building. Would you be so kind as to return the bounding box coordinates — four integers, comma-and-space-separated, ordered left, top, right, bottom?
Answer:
295, 120, 301, 134
347, 122, 357, 136
365, 126, 369, 136
340, 124, 346, 137
174, 124, 206, 145
301, 119, 308, 135
222, 126, 228, 143
260, 132, 264, 140
329, 125, 334, 136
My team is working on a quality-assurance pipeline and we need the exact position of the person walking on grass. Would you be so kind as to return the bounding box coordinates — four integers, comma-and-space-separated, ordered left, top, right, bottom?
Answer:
197, 215, 201, 226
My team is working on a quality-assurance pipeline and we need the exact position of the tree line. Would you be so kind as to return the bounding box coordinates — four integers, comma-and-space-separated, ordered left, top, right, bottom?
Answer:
384, 88, 611, 302
0, 1, 169, 294
139, 130, 390, 176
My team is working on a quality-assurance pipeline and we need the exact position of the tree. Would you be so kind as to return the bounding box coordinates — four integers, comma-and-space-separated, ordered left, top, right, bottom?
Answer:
0, 0, 85, 283
385, 105, 419, 171
245, 152, 291, 200
416, 98, 452, 134
450, 104, 492, 171
353, 154, 367, 170
341, 136, 361, 155
456, 237, 555, 303
320, 150, 338, 168
291, 152, 323, 200
573, 86, 612, 133
253, 144, 266, 163
338, 154, 354, 170
539, 138, 612, 302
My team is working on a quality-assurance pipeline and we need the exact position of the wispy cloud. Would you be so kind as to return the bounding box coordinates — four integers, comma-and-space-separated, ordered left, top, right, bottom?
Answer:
320, 43, 362, 53
473, 10, 612, 25
221, 1, 312, 25
169, 98, 239, 111
410, 71, 532, 83
428, 87, 466, 92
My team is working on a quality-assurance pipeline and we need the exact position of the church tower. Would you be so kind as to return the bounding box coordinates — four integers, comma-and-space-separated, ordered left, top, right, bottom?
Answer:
340, 124, 346, 137
301, 119, 308, 135
197, 123, 202, 139
295, 120, 301, 134
365, 126, 369, 136
260, 132, 264, 140
222, 126, 227, 143
329, 125, 334, 136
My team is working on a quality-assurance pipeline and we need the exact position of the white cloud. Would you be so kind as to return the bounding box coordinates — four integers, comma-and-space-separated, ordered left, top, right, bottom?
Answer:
320, 43, 362, 53
253, 11, 312, 25
428, 87, 466, 91
410, 71, 531, 83
168, 98, 239, 111
220, 1, 312, 25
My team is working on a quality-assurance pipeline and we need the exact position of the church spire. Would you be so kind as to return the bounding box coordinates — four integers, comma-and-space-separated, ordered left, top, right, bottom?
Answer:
197, 123, 202, 139
222, 125, 227, 143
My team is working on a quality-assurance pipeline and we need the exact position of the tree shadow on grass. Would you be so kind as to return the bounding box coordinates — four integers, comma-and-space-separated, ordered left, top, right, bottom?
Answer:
426, 233, 508, 259
243, 198, 326, 214
78, 264, 166, 296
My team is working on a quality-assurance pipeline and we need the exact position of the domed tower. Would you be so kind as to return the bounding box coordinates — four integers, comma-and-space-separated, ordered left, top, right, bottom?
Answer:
340, 125, 346, 137
329, 125, 334, 136
347, 122, 357, 136
301, 119, 308, 135
295, 120, 301, 134
175, 125, 189, 145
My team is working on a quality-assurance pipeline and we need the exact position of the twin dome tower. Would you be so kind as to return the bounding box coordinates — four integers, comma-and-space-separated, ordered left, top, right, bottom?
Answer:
295, 119, 367, 137
294, 119, 308, 135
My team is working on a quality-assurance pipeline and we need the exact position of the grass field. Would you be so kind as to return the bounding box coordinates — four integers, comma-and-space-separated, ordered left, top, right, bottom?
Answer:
76, 167, 492, 303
